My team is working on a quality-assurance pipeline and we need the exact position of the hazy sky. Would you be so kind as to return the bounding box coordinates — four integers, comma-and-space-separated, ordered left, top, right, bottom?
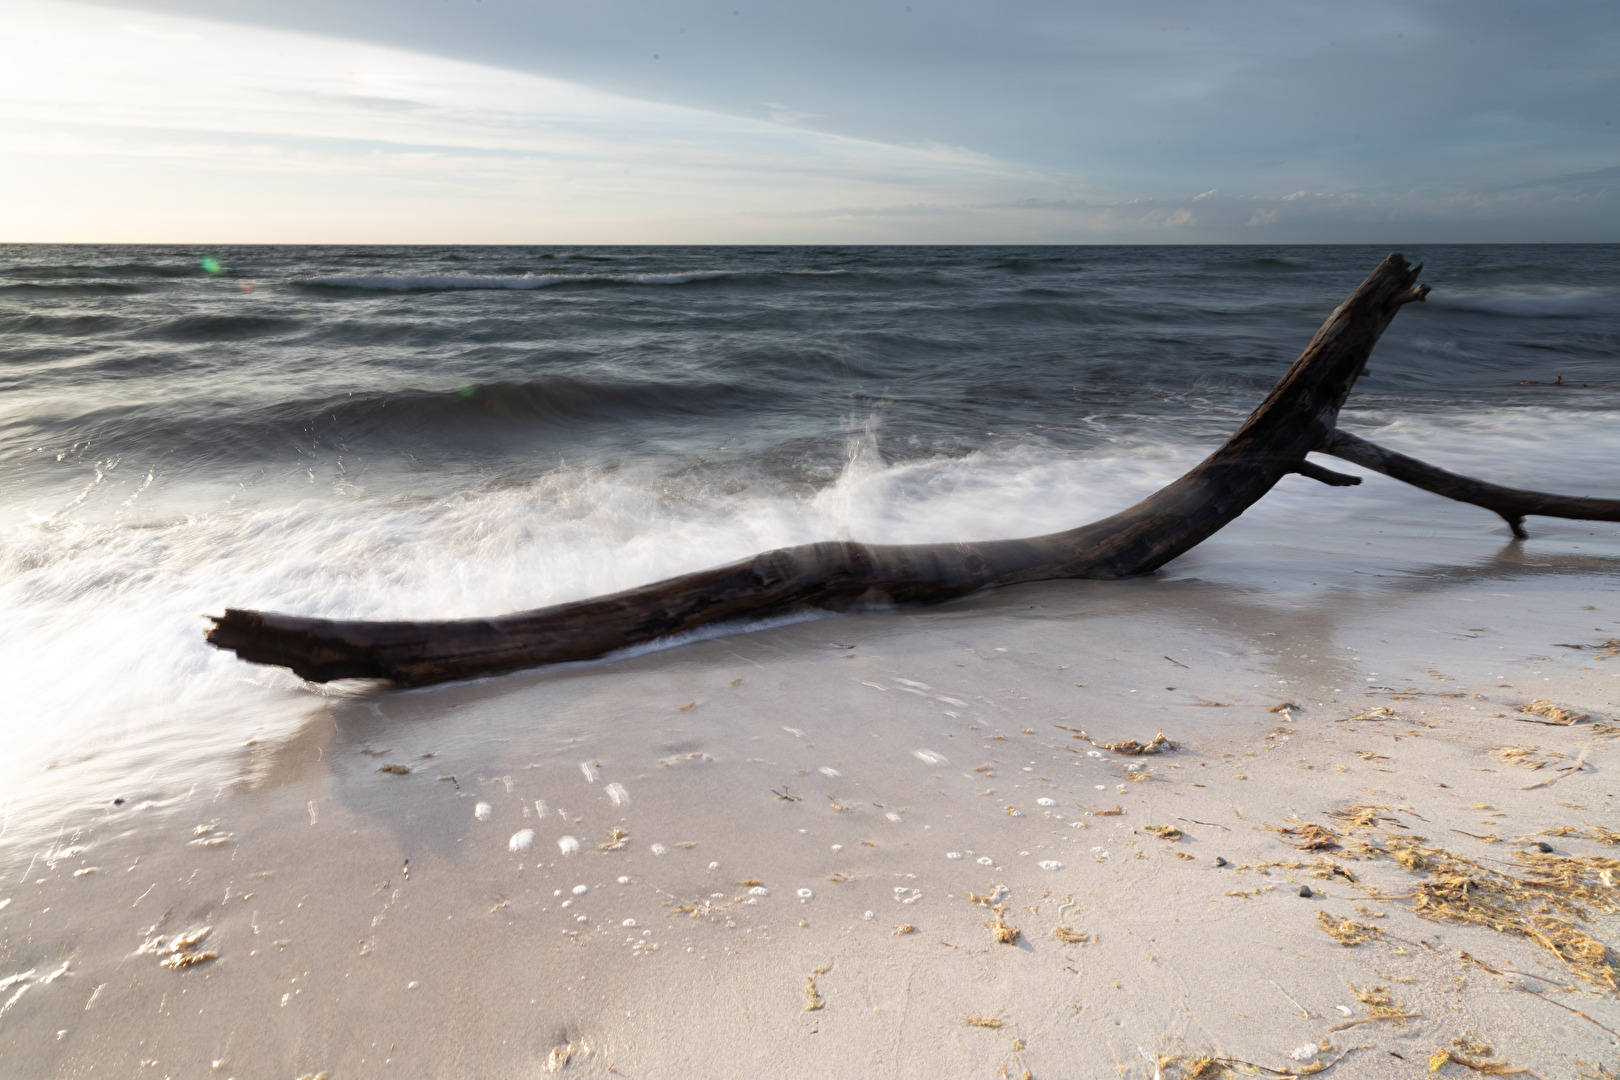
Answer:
4, 0, 1616, 242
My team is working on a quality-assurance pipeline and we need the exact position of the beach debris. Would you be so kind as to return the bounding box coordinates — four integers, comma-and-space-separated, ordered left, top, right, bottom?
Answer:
1341, 707, 1403, 723
378, 764, 410, 775
1349, 984, 1411, 1026
1214, 856, 1228, 867
912, 749, 949, 766
969, 885, 1010, 906
1143, 824, 1182, 841
1521, 740, 1598, 790
987, 904, 1021, 944
1426, 1045, 1537, 1076
159, 950, 216, 970
558, 836, 581, 856
543, 1043, 579, 1073
961, 1014, 1005, 1029
1096, 732, 1179, 755
893, 924, 916, 935
509, 830, 535, 853
599, 827, 629, 851
797, 888, 814, 900
1270, 702, 1301, 713
142, 925, 217, 970
1490, 745, 1554, 770
1052, 925, 1088, 944
1038, 860, 1064, 870
1095, 805, 1124, 816
1299, 886, 1314, 898
771, 787, 802, 801
1272, 820, 1341, 851
1516, 700, 1588, 725
946, 851, 963, 860
1316, 911, 1381, 946
893, 886, 922, 904
1037, 797, 1057, 807
603, 782, 630, 807
474, 802, 492, 821
803, 963, 831, 1011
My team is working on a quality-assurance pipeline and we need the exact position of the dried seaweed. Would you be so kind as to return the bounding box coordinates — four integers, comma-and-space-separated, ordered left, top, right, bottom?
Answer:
1316, 911, 1381, 947
1094, 805, 1125, 816
987, 904, 1021, 945
1426, 1047, 1539, 1076
1144, 824, 1182, 841
1094, 731, 1179, 756
1353, 832, 1620, 991
1051, 925, 1089, 944
1272, 820, 1341, 851
598, 827, 629, 851
1517, 700, 1588, 725
892, 924, 916, 935
1341, 707, 1403, 722
962, 1015, 1005, 1029
1325, 804, 1402, 831
803, 963, 831, 1011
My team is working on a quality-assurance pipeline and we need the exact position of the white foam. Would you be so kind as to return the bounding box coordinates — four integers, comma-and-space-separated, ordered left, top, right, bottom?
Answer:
1433, 286, 1619, 318
509, 829, 535, 853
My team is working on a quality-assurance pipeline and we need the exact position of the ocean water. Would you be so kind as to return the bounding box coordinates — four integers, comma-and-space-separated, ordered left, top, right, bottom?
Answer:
3, 244, 1618, 853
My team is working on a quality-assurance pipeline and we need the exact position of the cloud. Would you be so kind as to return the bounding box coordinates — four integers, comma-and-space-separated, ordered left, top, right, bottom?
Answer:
4, 0, 1616, 241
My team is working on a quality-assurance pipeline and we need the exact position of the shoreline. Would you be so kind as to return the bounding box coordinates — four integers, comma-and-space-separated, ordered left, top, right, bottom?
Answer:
3, 570, 1617, 1077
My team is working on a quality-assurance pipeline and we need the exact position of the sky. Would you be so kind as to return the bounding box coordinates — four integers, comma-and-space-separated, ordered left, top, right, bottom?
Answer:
3, 0, 1616, 243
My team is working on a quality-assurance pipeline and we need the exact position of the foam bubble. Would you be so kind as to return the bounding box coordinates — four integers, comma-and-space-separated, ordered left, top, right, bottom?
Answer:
509, 830, 535, 853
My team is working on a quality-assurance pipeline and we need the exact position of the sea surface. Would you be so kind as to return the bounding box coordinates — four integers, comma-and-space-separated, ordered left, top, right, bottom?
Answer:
3, 244, 1618, 853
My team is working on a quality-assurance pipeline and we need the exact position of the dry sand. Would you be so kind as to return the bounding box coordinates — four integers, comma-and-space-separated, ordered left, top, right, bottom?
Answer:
3, 575, 1618, 1078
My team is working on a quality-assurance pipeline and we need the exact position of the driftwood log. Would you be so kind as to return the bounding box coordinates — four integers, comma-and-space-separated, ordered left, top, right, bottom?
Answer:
207, 254, 1620, 686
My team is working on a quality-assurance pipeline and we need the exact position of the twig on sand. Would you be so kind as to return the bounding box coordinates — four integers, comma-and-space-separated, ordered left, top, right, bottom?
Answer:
1178, 817, 1231, 831
1216, 1045, 1367, 1076
1326, 1013, 1422, 1032
1460, 952, 1619, 1037
1521, 741, 1597, 790
1269, 979, 1311, 1018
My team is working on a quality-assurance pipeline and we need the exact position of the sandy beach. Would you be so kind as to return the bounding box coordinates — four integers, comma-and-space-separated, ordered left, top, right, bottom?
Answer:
4, 514, 1617, 1077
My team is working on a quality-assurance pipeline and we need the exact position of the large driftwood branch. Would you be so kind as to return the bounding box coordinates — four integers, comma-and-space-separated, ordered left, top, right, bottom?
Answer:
205, 254, 1616, 687
1320, 429, 1620, 539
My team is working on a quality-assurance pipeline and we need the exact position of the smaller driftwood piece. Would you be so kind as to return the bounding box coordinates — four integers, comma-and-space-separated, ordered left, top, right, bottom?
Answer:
206, 254, 1620, 686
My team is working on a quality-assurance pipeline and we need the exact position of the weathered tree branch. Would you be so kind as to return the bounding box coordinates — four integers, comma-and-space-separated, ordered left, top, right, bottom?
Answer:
1320, 430, 1620, 539
205, 254, 1615, 687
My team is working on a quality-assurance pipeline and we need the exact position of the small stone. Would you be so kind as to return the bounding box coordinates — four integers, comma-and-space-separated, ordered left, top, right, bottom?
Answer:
1534, 841, 1553, 853
1213, 856, 1228, 867
1298, 885, 1313, 898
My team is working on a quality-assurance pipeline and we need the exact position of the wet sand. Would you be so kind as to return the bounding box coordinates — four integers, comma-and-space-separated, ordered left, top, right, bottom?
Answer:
3, 562, 1618, 1078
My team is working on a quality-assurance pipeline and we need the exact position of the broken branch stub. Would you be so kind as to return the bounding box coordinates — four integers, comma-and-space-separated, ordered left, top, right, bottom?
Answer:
205, 254, 1616, 687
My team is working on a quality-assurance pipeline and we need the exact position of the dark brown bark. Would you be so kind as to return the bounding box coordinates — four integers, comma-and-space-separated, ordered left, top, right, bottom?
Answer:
204, 253, 1613, 687
1320, 429, 1620, 539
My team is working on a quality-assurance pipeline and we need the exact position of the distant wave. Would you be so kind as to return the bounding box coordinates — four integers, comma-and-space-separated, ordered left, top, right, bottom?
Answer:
1433, 286, 1619, 318
290, 270, 736, 291
289, 268, 851, 291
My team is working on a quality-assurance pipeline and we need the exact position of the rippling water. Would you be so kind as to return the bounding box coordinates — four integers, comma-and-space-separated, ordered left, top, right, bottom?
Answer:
3, 244, 1617, 851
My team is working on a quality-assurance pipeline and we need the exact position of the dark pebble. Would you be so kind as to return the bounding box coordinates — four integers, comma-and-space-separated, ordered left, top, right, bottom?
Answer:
1534, 841, 1553, 853
112, 798, 124, 805
1299, 885, 1313, 898
1213, 856, 1228, 867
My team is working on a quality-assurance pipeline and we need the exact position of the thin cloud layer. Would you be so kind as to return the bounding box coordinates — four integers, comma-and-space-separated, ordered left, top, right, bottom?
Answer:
4, 0, 1616, 241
